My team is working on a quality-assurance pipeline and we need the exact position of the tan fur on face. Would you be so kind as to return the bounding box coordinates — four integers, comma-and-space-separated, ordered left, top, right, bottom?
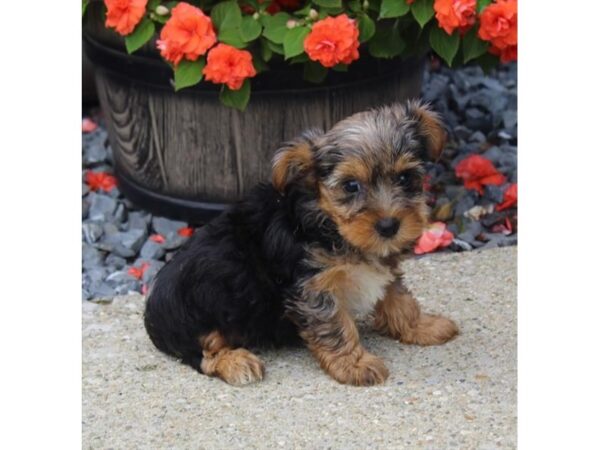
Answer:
199, 331, 265, 386
318, 184, 428, 256
374, 280, 459, 345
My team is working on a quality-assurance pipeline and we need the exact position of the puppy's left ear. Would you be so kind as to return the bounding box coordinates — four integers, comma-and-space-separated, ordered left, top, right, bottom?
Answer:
272, 130, 321, 193
406, 101, 447, 161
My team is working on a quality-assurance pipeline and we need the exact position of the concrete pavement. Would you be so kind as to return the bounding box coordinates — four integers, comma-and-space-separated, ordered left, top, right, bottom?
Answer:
83, 246, 517, 449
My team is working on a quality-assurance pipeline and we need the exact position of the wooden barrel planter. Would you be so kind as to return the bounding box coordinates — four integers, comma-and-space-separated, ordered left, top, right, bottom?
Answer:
83, 5, 425, 222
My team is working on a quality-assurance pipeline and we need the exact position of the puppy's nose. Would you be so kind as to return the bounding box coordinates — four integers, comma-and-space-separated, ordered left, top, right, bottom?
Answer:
375, 217, 400, 238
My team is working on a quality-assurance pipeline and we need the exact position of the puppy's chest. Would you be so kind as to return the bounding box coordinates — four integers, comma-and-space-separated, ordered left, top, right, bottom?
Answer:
338, 260, 396, 316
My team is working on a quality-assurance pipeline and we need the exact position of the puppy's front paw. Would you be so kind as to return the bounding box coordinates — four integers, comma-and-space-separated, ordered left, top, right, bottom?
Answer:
328, 352, 389, 386
205, 349, 265, 386
402, 314, 459, 346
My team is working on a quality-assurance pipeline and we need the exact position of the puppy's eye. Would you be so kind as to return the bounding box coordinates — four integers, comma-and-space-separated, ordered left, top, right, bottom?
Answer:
343, 180, 362, 194
394, 172, 412, 187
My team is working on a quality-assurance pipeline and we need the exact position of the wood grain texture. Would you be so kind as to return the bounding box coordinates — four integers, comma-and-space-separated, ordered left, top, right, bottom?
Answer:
94, 66, 423, 203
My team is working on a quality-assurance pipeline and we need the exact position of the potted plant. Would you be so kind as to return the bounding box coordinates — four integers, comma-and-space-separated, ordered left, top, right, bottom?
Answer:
82, 0, 517, 221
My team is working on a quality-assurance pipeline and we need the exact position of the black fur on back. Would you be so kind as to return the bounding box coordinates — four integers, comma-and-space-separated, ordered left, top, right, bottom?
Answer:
143, 182, 340, 371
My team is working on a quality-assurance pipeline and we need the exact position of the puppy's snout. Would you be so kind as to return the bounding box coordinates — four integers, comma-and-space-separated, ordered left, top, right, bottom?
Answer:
375, 217, 400, 238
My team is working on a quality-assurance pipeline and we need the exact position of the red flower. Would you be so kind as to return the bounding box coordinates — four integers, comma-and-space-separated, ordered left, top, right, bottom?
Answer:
406, 0, 415, 4
478, 0, 517, 61
149, 234, 166, 243
85, 171, 117, 192
433, 0, 477, 35
128, 262, 150, 280
82, 118, 98, 133
177, 226, 195, 237
156, 2, 217, 66
496, 183, 517, 211
104, 0, 148, 36
455, 155, 506, 194
489, 43, 517, 63
203, 44, 257, 90
414, 222, 454, 255
304, 14, 360, 68
491, 217, 513, 235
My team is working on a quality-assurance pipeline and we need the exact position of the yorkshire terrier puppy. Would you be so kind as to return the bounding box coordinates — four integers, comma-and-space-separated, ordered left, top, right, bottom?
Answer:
144, 101, 458, 386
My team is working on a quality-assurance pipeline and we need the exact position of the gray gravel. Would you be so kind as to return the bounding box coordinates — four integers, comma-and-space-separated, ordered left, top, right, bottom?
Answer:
83, 247, 516, 449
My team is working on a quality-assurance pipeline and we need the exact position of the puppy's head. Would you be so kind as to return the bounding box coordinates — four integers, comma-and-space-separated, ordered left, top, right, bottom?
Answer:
272, 101, 446, 257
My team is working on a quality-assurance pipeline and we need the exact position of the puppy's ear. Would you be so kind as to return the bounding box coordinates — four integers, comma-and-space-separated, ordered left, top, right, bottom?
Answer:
272, 130, 321, 193
406, 101, 447, 161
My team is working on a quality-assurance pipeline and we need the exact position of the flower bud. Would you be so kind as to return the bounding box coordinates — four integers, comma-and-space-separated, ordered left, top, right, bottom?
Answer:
252, 12, 260, 20
362, 0, 369, 10
308, 9, 318, 20
286, 19, 297, 29
155, 5, 169, 16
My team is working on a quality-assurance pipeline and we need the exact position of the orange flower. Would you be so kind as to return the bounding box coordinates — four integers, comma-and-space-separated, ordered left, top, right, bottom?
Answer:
104, 0, 148, 36
85, 171, 117, 192
128, 262, 150, 280
478, 0, 517, 51
149, 234, 166, 243
82, 118, 98, 133
414, 222, 454, 255
455, 155, 506, 194
156, 2, 217, 66
177, 226, 195, 237
304, 14, 360, 68
203, 44, 257, 90
490, 43, 517, 63
496, 183, 517, 211
433, 0, 476, 35
406, 0, 415, 4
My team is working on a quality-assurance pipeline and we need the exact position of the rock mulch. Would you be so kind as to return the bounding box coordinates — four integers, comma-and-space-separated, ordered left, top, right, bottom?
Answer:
82, 61, 517, 300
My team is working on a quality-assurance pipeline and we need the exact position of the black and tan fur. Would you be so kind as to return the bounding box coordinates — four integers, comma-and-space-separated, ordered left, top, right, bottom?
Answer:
144, 101, 459, 386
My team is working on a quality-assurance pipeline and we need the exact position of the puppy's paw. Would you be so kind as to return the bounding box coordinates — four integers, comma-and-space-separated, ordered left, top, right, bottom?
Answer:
329, 352, 389, 386
210, 349, 265, 386
402, 314, 459, 346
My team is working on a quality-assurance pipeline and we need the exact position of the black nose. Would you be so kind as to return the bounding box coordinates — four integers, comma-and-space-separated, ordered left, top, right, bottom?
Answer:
375, 217, 400, 238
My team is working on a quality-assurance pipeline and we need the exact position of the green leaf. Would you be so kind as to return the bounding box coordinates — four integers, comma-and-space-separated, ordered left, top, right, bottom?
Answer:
289, 54, 309, 64
82, 0, 89, 17
332, 63, 348, 72
293, 3, 313, 17
148, 0, 160, 10
475, 52, 500, 74
348, 0, 362, 13
240, 16, 262, 42
260, 38, 273, 61
265, 39, 285, 55
411, 0, 434, 28
313, 0, 342, 7
218, 28, 248, 48
303, 61, 328, 83
358, 14, 376, 43
379, 0, 410, 19
476, 0, 493, 13
462, 26, 489, 63
261, 12, 292, 44
211, 1, 242, 31
283, 27, 310, 59
174, 58, 205, 91
368, 23, 405, 59
429, 26, 459, 66
220, 80, 251, 111
125, 18, 155, 54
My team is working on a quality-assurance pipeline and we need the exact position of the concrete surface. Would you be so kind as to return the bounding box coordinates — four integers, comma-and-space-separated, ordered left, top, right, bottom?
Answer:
83, 247, 517, 449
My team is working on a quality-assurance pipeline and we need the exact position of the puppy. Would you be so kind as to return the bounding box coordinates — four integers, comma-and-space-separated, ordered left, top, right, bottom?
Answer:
144, 101, 458, 386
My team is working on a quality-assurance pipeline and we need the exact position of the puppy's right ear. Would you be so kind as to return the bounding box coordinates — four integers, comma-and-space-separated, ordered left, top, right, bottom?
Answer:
272, 130, 321, 193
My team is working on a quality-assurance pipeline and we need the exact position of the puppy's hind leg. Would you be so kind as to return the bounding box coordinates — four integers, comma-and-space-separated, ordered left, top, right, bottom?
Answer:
198, 331, 265, 386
